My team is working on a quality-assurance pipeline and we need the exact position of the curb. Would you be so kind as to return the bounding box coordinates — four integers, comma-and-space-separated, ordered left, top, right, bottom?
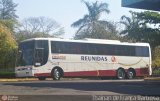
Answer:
0, 77, 160, 82
0, 78, 38, 82
144, 77, 160, 82
0, 78, 84, 82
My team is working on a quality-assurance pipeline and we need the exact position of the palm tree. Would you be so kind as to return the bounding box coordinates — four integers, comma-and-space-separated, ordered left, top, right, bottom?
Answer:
71, 1, 113, 39
119, 11, 141, 41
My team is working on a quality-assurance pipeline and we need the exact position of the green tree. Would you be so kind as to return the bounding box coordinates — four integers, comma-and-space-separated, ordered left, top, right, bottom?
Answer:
0, 19, 18, 33
0, 0, 18, 20
136, 11, 160, 25
135, 11, 160, 48
119, 11, 142, 42
152, 46, 160, 67
0, 0, 18, 71
0, 0, 18, 33
71, 1, 117, 39
120, 11, 160, 48
0, 23, 17, 70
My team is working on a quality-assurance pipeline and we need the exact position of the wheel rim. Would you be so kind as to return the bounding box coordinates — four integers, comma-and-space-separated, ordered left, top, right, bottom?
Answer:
118, 69, 125, 79
54, 69, 60, 80
128, 71, 134, 79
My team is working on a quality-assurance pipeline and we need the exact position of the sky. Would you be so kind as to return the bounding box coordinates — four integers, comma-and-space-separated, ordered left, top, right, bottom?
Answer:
13, 0, 143, 38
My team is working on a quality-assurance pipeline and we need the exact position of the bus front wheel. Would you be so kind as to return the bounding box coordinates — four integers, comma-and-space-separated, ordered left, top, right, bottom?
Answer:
117, 68, 126, 79
52, 68, 62, 80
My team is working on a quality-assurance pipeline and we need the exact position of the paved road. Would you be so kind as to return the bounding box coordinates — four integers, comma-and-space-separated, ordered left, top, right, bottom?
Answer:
0, 79, 160, 101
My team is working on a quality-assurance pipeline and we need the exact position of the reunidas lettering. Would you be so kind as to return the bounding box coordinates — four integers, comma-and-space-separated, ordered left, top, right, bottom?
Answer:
81, 56, 107, 61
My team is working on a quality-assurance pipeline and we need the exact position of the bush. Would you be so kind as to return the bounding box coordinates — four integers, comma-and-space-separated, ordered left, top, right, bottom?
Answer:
0, 72, 15, 78
152, 58, 160, 67
152, 67, 160, 75
152, 46, 160, 67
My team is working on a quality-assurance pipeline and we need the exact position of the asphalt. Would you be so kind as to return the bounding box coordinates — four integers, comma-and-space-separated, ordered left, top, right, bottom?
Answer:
0, 79, 160, 101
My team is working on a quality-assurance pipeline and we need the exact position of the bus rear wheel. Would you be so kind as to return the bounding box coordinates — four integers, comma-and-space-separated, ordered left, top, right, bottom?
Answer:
127, 69, 135, 79
52, 68, 62, 80
117, 68, 126, 79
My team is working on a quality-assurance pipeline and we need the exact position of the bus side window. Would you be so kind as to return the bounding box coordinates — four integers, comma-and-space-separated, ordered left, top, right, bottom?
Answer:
107, 45, 113, 55
97, 44, 105, 55
79, 43, 88, 54
54, 42, 64, 53
87, 44, 97, 55
143, 47, 149, 57
69, 43, 78, 54
57, 42, 63, 53
130, 46, 136, 56
51, 41, 56, 53
135, 46, 143, 57
75, 43, 81, 54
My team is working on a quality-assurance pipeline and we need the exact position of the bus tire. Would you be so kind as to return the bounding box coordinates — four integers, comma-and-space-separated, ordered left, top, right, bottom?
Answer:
127, 69, 135, 79
38, 77, 46, 80
51, 68, 62, 80
117, 68, 126, 79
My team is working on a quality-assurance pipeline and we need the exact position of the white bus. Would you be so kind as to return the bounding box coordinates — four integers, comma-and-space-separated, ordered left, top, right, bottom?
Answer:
15, 38, 152, 80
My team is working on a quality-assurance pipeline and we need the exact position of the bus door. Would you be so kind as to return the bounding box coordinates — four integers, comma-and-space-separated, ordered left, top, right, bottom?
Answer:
34, 48, 44, 67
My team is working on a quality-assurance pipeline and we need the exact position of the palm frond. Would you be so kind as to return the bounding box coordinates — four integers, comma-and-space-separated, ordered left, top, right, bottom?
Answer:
82, 0, 93, 16
98, 20, 109, 26
98, 3, 110, 14
119, 30, 128, 35
71, 15, 89, 27
119, 21, 129, 27
98, 20, 117, 34
121, 15, 131, 25
73, 0, 111, 38
75, 24, 88, 34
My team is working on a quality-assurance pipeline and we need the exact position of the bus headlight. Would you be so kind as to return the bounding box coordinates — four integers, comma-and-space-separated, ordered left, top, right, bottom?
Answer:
27, 67, 32, 70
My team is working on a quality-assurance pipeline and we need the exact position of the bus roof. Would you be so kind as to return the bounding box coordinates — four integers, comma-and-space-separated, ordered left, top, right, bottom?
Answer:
21, 38, 150, 47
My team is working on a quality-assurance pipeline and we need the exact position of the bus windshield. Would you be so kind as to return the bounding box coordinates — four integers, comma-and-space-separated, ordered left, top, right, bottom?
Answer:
17, 40, 49, 67
17, 41, 35, 66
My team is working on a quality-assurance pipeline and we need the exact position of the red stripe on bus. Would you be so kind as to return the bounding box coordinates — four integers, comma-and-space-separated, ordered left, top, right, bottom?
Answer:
64, 71, 97, 76
64, 70, 116, 77
34, 73, 50, 77
34, 68, 149, 77
99, 70, 116, 76
135, 68, 149, 76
